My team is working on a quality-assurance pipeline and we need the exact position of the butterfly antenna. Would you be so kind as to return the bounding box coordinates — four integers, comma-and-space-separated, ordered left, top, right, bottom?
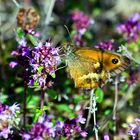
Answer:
64, 25, 72, 42
55, 65, 67, 71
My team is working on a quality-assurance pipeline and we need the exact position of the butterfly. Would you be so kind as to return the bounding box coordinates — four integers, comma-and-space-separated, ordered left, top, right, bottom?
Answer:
63, 44, 130, 89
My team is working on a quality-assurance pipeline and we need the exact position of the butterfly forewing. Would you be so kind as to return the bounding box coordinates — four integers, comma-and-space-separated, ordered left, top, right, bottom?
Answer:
65, 47, 130, 89
67, 49, 108, 88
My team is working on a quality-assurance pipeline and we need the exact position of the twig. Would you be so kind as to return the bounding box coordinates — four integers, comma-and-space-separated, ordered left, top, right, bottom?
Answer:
45, 0, 56, 25
92, 90, 99, 140
86, 89, 99, 140
12, 0, 21, 8
112, 76, 119, 138
86, 89, 93, 127
23, 78, 27, 127
117, 84, 135, 110
113, 76, 118, 120
99, 83, 136, 131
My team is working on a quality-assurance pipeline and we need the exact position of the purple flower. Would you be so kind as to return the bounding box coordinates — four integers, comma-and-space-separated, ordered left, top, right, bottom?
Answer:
21, 114, 55, 140
9, 61, 18, 68
127, 69, 140, 85
103, 133, 110, 140
128, 118, 140, 139
62, 116, 87, 138
73, 34, 86, 46
80, 131, 88, 137
28, 29, 41, 38
0, 102, 20, 139
11, 29, 61, 88
116, 13, 140, 42
0, 128, 11, 139
9, 103, 20, 116
16, 38, 27, 47
11, 51, 19, 56
30, 123, 45, 136
29, 41, 61, 87
71, 10, 94, 35
0, 102, 9, 113
21, 133, 31, 140
10, 37, 30, 70
94, 40, 114, 51
21, 114, 87, 139
76, 115, 86, 124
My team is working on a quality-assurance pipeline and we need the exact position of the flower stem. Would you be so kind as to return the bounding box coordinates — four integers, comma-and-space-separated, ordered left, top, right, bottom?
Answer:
86, 89, 93, 128
45, 0, 56, 25
23, 80, 27, 127
112, 76, 118, 137
92, 89, 99, 140
40, 88, 45, 110
12, 0, 21, 8
86, 89, 99, 140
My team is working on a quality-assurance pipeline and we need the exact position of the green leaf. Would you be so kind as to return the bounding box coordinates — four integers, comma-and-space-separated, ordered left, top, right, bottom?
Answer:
84, 31, 92, 39
0, 93, 8, 102
60, 137, 65, 140
33, 109, 43, 122
15, 87, 24, 94
121, 83, 129, 92
27, 96, 40, 108
29, 82, 40, 88
51, 73, 56, 78
104, 109, 112, 115
27, 34, 38, 46
33, 106, 48, 122
56, 104, 71, 112
47, 89, 57, 99
74, 95, 84, 103
16, 27, 25, 39
38, 66, 43, 73
95, 88, 104, 103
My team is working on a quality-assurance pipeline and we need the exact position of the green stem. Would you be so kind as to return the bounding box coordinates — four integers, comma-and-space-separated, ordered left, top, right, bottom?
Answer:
45, 0, 56, 25
40, 88, 45, 110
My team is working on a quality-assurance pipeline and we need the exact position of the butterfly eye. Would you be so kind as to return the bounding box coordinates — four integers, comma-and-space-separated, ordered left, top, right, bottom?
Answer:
112, 58, 119, 64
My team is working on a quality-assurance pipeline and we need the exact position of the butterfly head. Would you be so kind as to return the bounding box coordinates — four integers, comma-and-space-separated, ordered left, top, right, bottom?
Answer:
61, 42, 76, 57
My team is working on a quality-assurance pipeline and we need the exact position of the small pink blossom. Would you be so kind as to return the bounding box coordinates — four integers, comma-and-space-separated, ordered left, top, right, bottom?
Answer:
9, 61, 18, 68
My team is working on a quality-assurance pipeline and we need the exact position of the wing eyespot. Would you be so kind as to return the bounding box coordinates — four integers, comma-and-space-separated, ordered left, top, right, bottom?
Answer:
112, 58, 119, 64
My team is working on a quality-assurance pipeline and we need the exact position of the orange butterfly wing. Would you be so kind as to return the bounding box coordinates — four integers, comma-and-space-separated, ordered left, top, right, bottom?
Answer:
66, 47, 130, 88
75, 48, 130, 75
66, 49, 108, 88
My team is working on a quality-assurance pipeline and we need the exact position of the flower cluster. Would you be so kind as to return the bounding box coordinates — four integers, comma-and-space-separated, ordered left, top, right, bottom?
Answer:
0, 102, 20, 139
116, 13, 140, 42
94, 40, 114, 51
21, 114, 87, 139
71, 11, 93, 34
127, 69, 140, 85
71, 10, 94, 46
29, 42, 60, 87
10, 29, 61, 88
128, 118, 140, 139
